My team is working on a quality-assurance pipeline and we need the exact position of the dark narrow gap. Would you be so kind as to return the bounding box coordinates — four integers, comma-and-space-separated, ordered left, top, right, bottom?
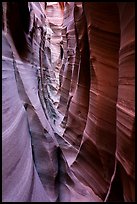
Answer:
106, 162, 124, 202
55, 147, 61, 202
6, 2, 31, 59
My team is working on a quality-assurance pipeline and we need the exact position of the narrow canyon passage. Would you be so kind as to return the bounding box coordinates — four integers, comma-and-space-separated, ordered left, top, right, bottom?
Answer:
2, 2, 135, 202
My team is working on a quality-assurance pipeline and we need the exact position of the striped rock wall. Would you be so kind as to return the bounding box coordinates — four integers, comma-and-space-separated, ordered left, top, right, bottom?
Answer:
2, 2, 135, 202
2, 2, 58, 202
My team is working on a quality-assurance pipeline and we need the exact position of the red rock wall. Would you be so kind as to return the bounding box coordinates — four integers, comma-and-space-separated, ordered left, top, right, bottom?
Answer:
70, 2, 120, 200
2, 2, 135, 202
115, 3, 135, 201
59, 2, 135, 201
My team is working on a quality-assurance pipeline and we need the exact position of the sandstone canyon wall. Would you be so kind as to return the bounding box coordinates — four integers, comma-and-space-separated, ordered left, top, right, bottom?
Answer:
2, 2, 135, 202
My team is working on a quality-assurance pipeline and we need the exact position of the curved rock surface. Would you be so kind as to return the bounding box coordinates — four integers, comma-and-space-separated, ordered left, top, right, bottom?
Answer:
2, 2, 135, 202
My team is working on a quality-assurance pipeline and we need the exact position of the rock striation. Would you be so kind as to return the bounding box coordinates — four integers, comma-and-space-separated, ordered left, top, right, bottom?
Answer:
2, 2, 135, 202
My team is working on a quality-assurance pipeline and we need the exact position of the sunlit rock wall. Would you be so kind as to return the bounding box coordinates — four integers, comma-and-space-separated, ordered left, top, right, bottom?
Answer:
45, 2, 63, 107
2, 2, 58, 202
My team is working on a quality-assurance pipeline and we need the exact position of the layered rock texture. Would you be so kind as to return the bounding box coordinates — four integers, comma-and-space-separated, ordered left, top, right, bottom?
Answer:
2, 2, 135, 202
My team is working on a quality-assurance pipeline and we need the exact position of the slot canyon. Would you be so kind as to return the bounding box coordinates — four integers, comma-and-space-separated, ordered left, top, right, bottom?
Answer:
2, 2, 135, 202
